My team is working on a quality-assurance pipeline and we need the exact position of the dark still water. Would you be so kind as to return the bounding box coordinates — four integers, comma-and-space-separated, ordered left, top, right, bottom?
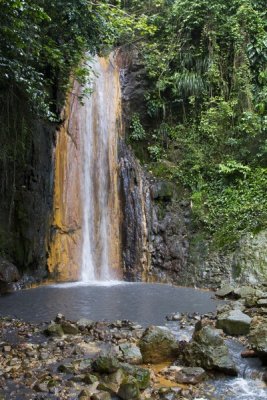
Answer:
0, 282, 220, 325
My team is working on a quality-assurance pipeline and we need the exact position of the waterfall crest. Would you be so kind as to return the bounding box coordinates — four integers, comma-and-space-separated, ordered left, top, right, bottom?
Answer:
48, 55, 122, 282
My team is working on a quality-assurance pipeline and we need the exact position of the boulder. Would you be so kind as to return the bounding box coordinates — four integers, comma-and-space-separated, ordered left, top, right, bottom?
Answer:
119, 343, 142, 365
118, 376, 140, 400
44, 323, 64, 337
0, 258, 20, 282
91, 393, 111, 400
91, 392, 111, 400
216, 284, 235, 298
77, 318, 94, 330
216, 309, 251, 335
99, 368, 125, 393
175, 367, 206, 384
139, 326, 178, 363
183, 325, 237, 375
121, 364, 150, 390
61, 321, 79, 335
92, 356, 121, 374
58, 363, 76, 374
248, 317, 267, 364
233, 286, 256, 299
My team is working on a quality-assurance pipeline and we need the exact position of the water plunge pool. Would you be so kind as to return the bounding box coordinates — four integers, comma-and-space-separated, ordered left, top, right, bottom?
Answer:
0, 282, 219, 325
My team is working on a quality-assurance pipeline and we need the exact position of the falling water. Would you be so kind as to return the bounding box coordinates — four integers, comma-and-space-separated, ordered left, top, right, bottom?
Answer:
80, 55, 122, 282
48, 54, 122, 282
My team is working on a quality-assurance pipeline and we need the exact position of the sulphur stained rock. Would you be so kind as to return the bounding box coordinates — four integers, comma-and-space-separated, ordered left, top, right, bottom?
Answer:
216, 309, 251, 335
139, 326, 178, 363
184, 325, 237, 375
175, 367, 206, 384
119, 343, 143, 364
248, 316, 267, 364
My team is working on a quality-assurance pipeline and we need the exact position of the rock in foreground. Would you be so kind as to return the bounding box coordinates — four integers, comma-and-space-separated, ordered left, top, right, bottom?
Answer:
139, 326, 179, 363
183, 325, 237, 375
216, 309, 251, 335
248, 316, 267, 364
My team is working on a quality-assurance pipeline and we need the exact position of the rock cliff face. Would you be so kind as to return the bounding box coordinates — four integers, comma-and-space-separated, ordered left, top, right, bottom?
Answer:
187, 230, 267, 288
119, 140, 151, 281
118, 48, 267, 288
47, 83, 82, 282
0, 119, 54, 280
118, 48, 191, 284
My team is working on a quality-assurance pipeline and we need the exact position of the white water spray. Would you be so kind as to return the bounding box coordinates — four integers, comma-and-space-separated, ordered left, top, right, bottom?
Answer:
79, 55, 122, 282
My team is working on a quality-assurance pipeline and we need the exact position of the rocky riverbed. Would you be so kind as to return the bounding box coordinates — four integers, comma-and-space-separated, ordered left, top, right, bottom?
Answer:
0, 283, 267, 399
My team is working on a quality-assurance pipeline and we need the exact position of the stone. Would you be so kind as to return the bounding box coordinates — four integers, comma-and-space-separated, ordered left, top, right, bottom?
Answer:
257, 299, 267, 307
119, 343, 143, 364
77, 318, 94, 330
121, 363, 150, 390
151, 181, 173, 202
61, 321, 79, 335
241, 349, 257, 358
99, 368, 125, 393
92, 356, 121, 374
0, 258, 20, 282
78, 389, 92, 399
139, 326, 178, 363
33, 382, 48, 392
75, 358, 92, 372
91, 392, 111, 400
183, 325, 237, 375
55, 313, 65, 322
44, 323, 64, 337
248, 316, 267, 364
83, 373, 99, 384
57, 363, 75, 373
216, 309, 251, 335
118, 376, 140, 400
216, 285, 235, 298
175, 367, 206, 384
233, 286, 256, 299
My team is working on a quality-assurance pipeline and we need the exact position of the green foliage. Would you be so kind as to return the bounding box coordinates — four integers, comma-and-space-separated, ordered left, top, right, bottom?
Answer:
192, 168, 267, 247
132, 0, 267, 246
129, 113, 146, 140
0, 0, 154, 118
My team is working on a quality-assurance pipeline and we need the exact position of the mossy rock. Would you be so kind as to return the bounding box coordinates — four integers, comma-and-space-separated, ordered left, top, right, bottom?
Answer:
139, 326, 178, 363
121, 363, 150, 390
92, 356, 121, 374
118, 376, 140, 400
44, 323, 64, 337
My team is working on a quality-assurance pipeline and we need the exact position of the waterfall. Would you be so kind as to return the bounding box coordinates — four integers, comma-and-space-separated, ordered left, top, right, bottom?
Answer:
48, 55, 122, 282
80, 56, 122, 282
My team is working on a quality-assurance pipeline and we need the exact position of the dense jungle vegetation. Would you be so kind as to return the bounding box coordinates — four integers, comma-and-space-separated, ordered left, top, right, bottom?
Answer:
127, 0, 267, 247
0, 0, 266, 250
